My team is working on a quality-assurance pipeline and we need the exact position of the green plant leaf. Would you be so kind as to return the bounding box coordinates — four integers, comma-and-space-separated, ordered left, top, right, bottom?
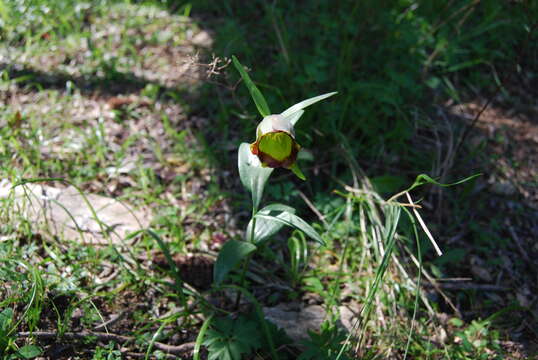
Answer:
194, 315, 213, 360
255, 211, 325, 246
246, 204, 296, 243
17, 345, 42, 359
238, 143, 273, 211
408, 173, 482, 193
232, 55, 271, 117
203, 315, 262, 360
388, 173, 483, 203
280, 92, 337, 117
0, 308, 13, 331
214, 240, 257, 285
289, 162, 306, 181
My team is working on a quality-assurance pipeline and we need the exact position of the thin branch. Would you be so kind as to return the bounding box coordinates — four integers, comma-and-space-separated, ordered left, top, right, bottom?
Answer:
404, 247, 461, 318
423, 282, 510, 292
92, 311, 126, 332
18, 331, 195, 356
296, 188, 329, 227
508, 225, 532, 267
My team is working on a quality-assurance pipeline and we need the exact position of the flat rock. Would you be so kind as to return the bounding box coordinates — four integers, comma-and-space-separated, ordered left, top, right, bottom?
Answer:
262, 302, 360, 342
0, 180, 150, 246
263, 303, 326, 342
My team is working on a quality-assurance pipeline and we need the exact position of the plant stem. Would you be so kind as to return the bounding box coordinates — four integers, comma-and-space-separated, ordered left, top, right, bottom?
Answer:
234, 252, 253, 309
235, 207, 257, 309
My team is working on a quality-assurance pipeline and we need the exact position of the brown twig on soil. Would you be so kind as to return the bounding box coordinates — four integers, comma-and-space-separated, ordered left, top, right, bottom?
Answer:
92, 311, 126, 332
17, 331, 195, 356
296, 188, 329, 227
452, 95, 495, 159
423, 282, 510, 292
124, 352, 179, 359
508, 225, 533, 266
404, 247, 462, 318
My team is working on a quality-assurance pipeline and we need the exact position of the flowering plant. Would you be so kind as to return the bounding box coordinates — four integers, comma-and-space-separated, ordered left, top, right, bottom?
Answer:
213, 56, 336, 289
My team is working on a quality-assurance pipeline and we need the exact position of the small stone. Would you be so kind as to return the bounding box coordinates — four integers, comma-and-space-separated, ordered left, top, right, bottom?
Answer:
490, 181, 516, 196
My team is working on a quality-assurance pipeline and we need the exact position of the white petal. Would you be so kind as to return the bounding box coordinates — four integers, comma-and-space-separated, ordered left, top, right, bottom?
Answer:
256, 114, 294, 138
280, 92, 337, 117
284, 110, 304, 126
256, 115, 275, 138
270, 114, 294, 135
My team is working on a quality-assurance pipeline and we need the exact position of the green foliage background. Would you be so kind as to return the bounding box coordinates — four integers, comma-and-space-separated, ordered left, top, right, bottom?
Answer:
193, 0, 537, 169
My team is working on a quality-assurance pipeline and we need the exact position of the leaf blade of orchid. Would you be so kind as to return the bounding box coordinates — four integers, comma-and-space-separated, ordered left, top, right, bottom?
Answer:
238, 143, 273, 210
281, 92, 337, 117
232, 55, 271, 117
290, 162, 306, 181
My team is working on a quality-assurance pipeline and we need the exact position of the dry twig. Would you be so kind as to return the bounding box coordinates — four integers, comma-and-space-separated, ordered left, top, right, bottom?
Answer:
18, 331, 195, 356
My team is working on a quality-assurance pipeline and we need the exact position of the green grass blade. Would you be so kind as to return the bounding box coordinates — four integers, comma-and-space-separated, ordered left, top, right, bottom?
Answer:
232, 55, 271, 117
402, 207, 423, 360
194, 315, 213, 360
146, 229, 186, 306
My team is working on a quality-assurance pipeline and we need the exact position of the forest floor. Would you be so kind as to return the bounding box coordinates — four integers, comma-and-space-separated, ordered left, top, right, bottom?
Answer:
0, 2, 537, 359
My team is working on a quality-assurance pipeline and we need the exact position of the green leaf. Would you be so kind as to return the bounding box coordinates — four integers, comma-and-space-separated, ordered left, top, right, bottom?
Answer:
203, 315, 262, 360
246, 204, 296, 243
408, 173, 482, 193
0, 308, 13, 331
289, 162, 306, 180
17, 345, 42, 359
280, 92, 337, 117
214, 240, 257, 285
232, 55, 271, 117
238, 143, 273, 211
234, 316, 262, 351
194, 315, 213, 360
255, 211, 325, 246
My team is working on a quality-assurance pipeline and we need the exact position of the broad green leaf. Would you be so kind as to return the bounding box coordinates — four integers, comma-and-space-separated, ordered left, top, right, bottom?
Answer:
0, 308, 13, 331
204, 316, 262, 360
246, 204, 296, 243
255, 212, 325, 245
238, 143, 273, 211
214, 240, 257, 285
232, 56, 271, 117
17, 345, 42, 359
280, 92, 337, 117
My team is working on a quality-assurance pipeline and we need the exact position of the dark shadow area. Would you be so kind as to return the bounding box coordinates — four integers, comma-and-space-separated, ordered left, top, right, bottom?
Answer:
0, 62, 192, 100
